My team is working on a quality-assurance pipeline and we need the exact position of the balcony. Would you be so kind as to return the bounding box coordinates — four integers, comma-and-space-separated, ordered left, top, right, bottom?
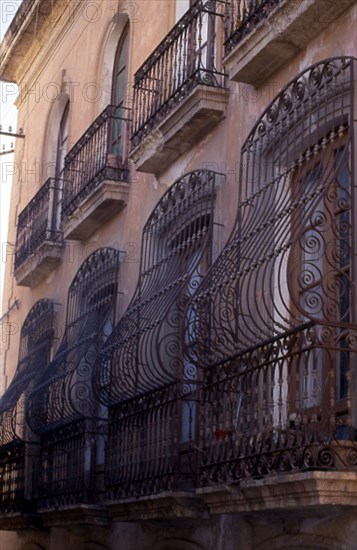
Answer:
182, 57, 357, 513
199, 324, 357, 491
26, 248, 121, 516
61, 105, 130, 241
224, 0, 356, 86
14, 178, 63, 287
130, 0, 228, 175
104, 385, 204, 520
0, 442, 26, 516
197, 325, 357, 515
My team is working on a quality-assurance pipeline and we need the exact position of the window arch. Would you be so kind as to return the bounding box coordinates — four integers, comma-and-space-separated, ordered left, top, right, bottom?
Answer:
0, 299, 56, 446
27, 247, 121, 434
187, 56, 357, 485
110, 23, 130, 157
42, 92, 70, 179
97, 13, 130, 111
94, 170, 223, 499
55, 99, 70, 177
0, 299, 56, 514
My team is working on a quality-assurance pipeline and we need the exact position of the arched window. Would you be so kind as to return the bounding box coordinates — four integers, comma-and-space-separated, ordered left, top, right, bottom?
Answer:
0, 299, 55, 513
55, 100, 70, 177
26, 248, 120, 509
27, 248, 120, 433
94, 170, 223, 499
110, 25, 129, 156
189, 56, 357, 485
0, 299, 55, 446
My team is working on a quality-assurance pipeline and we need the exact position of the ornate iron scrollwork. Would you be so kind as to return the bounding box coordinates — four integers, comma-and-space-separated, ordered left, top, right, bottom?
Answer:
27, 247, 121, 433
224, 0, 282, 56
0, 299, 55, 513
95, 170, 223, 499
0, 299, 55, 446
15, 178, 63, 271
25, 247, 121, 509
182, 57, 357, 484
131, 1, 227, 148
95, 170, 222, 406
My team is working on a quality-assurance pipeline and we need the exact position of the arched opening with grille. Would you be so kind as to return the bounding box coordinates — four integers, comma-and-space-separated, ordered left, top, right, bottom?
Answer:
94, 170, 224, 499
0, 299, 56, 513
26, 247, 121, 508
183, 57, 357, 485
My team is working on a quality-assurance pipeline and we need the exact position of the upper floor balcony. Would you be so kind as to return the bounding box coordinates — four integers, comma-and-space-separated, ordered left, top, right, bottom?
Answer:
130, 0, 228, 175
14, 178, 63, 287
61, 105, 130, 241
223, 0, 356, 86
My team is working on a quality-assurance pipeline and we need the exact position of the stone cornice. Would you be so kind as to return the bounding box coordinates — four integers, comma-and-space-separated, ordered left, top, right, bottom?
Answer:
0, 0, 83, 86
197, 471, 357, 515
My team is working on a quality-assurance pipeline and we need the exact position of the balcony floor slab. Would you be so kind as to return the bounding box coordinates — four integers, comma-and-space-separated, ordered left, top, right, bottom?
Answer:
225, 0, 356, 87
14, 241, 63, 287
198, 471, 357, 515
62, 180, 130, 241
130, 86, 229, 176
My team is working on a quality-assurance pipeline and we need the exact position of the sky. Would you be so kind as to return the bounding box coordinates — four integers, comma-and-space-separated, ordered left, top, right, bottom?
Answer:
0, 0, 22, 308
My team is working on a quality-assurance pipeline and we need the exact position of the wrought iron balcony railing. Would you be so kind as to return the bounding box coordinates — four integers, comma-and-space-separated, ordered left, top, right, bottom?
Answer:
106, 384, 185, 500
38, 421, 93, 510
0, 441, 26, 514
184, 57, 357, 485
94, 170, 221, 407
27, 248, 120, 509
14, 178, 62, 272
0, 299, 55, 514
200, 323, 357, 486
224, 0, 282, 56
61, 104, 129, 221
131, 0, 226, 149
96, 170, 222, 500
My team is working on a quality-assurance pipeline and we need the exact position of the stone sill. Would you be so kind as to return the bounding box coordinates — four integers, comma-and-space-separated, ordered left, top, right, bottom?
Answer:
197, 471, 357, 515
14, 240, 63, 287
38, 504, 110, 528
0, 514, 39, 532
106, 491, 208, 522
130, 85, 229, 176
62, 180, 130, 241
224, 0, 356, 87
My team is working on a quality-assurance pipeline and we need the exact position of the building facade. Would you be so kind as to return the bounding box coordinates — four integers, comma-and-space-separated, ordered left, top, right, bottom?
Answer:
0, 1, 356, 549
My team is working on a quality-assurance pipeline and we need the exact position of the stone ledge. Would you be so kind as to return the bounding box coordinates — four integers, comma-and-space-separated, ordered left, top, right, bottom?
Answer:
62, 180, 130, 241
14, 240, 63, 287
224, 0, 356, 87
106, 491, 209, 522
198, 471, 357, 515
38, 504, 110, 528
0, 511, 42, 532
130, 86, 229, 176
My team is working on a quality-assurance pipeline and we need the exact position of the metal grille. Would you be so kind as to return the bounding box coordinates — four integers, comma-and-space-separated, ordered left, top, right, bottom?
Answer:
224, 0, 282, 56
38, 421, 90, 509
0, 299, 55, 445
106, 384, 180, 499
131, 0, 227, 149
182, 57, 357, 484
96, 170, 220, 405
61, 105, 130, 220
14, 178, 62, 271
96, 170, 222, 498
26, 248, 120, 508
0, 300, 55, 513
0, 442, 26, 514
27, 248, 120, 434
